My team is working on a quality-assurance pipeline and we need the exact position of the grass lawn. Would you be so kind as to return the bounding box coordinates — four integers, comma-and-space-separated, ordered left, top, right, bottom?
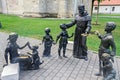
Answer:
0, 14, 120, 56
93, 13, 120, 16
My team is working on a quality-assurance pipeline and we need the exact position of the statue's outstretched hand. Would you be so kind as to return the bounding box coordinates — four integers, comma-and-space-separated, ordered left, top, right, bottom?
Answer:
53, 41, 56, 45
95, 30, 100, 36
81, 33, 88, 36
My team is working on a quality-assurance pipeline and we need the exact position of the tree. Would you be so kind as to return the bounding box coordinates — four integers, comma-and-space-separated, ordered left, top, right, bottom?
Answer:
92, 0, 110, 24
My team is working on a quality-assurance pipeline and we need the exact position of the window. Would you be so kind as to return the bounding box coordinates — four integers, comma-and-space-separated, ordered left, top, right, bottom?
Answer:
112, 7, 115, 11
105, 8, 107, 11
95, 7, 98, 10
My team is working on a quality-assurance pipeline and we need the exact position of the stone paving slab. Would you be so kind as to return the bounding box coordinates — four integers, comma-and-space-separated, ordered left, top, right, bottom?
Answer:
0, 32, 120, 80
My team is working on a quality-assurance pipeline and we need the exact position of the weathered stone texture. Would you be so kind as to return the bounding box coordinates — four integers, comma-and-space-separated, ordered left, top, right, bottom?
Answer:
0, 0, 2, 13
0, 0, 92, 18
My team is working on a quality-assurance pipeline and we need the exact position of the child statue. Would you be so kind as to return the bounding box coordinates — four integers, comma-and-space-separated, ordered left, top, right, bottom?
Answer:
27, 43, 43, 70
101, 53, 116, 80
56, 24, 74, 59
42, 28, 54, 57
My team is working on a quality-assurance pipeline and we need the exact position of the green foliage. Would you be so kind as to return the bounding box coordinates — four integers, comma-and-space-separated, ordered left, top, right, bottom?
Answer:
0, 14, 120, 56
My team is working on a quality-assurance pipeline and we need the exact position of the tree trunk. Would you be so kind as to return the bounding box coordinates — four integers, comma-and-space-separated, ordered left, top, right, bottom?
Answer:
96, 1, 100, 24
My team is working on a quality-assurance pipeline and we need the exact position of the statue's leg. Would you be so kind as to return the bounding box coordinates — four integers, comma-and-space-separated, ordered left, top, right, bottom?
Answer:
43, 43, 47, 56
46, 45, 50, 56
73, 30, 81, 58
105, 73, 116, 80
63, 44, 67, 58
81, 36, 87, 56
81, 36, 88, 61
48, 45, 52, 56
58, 44, 62, 58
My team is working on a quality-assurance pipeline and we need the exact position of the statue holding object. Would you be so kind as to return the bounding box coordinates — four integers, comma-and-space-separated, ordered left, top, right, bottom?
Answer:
62, 4, 92, 61
101, 53, 116, 80
95, 22, 116, 76
4, 32, 32, 70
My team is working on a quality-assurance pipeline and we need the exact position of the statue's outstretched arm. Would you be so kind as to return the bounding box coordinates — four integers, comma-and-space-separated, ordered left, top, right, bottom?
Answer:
18, 42, 29, 49
65, 20, 76, 28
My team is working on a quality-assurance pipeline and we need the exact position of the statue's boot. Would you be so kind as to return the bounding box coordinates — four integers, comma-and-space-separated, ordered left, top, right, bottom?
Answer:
58, 51, 62, 59
84, 56, 88, 61
95, 72, 102, 76
63, 51, 67, 58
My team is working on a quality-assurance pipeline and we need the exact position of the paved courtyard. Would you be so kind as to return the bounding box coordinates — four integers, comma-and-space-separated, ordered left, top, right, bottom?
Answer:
0, 32, 120, 80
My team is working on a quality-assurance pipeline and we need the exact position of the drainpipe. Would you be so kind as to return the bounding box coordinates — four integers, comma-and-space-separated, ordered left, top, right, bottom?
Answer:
74, 0, 77, 17
6, 0, 8, 14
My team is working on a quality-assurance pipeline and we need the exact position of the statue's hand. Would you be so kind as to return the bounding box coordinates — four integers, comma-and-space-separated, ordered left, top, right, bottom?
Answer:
26, 41, 30, 45
53, 42, 56, 45
81, 33, 88, 36
27, 52, 32, 55
39, 43, 42, 45
111, 52, 115, 57
95, 30, 100, 35
60, 24, 67, 29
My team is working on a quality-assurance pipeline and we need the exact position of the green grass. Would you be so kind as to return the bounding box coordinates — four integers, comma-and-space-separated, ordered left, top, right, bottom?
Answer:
93, 13, 120, 16
0, 14, 120, 56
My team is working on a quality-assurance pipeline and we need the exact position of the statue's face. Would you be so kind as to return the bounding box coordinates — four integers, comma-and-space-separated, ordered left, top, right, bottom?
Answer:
105, 22, 116, 32
78, 5, 85, 15
105, 25, 111, 32
11, 36, 18, 42
45, 28, 50, 34
8, 33, 18, 42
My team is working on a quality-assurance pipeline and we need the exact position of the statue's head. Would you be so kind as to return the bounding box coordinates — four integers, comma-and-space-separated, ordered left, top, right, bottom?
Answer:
45, 28, 50, 34
101, 53, 111, 61
60, 24, 66, 30
8, 32, 18, 42
105, 22, 116, 32
78, 4, 85, 15
33, 45, 39, 50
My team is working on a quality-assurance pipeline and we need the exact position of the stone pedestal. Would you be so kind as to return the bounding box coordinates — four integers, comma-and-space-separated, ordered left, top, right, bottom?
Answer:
1, 63, 20, 80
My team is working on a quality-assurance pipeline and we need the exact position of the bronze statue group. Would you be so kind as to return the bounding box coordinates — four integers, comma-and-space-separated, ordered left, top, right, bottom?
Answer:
3, 4, 117, 80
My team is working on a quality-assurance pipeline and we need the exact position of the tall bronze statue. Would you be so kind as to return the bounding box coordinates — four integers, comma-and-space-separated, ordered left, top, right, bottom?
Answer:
4, 32, 32, 70
63, 4, 92, 60
95, 22, 116, 76
56, 24, 74, 59
42, 28, 54, 57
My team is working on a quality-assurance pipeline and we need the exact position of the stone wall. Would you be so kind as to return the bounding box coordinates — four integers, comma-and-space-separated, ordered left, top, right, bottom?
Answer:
7, 0, 23, 15
0, 0, 92, 18
0, 0, 2, 13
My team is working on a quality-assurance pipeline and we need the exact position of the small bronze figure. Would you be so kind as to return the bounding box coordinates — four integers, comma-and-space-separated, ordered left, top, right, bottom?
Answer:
102, 53, 116, 80
27, 43, 43, 70
95, 22, 116, 76
56, 24, 74, 59
42, 28, 54, 57
4, 32, 32, 70
63, 4, 92, 61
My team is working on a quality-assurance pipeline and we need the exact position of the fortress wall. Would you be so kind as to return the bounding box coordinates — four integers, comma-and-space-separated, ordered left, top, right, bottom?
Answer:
0, 0, 92, 18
